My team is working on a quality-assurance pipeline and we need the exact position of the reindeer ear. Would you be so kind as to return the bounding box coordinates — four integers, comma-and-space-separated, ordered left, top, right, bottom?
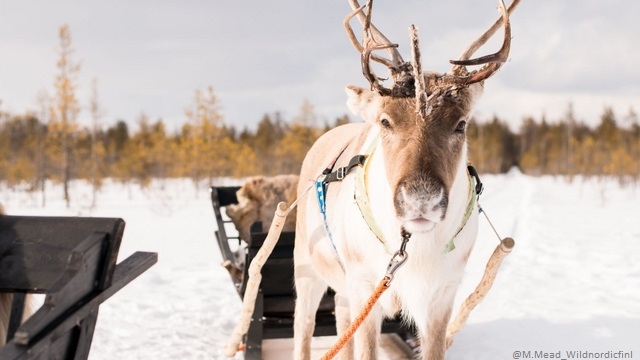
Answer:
345, 85, 380, 123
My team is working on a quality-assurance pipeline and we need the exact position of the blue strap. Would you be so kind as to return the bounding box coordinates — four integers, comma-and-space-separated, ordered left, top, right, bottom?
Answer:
317, 180, 328, 215
316, 181, 345, 269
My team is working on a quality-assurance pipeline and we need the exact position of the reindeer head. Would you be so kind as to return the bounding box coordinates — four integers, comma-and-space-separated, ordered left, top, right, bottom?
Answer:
345, 0, 518, 233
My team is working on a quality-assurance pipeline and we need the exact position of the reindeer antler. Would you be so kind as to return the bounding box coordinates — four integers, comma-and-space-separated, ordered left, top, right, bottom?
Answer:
410, 25, 429, 120
344, 0, 520, 96
344, 0, 402, 69
344, 0, 415, 97
447, 0, 520, 85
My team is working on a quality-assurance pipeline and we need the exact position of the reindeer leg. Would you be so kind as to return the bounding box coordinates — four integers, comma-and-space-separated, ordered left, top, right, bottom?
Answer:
293, 264, 327, 360
419, 308, 452, 360
347, 276, 383, 360
334, 292, 353, 360
416, 287, 456, 360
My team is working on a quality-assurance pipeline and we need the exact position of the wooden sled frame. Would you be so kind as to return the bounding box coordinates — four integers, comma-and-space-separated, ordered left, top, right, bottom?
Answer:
0, 215, 157, 360
211, 186, 416, 360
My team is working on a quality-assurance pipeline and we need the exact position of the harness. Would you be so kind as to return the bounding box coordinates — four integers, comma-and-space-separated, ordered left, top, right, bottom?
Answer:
316, 151, 366, 269
316, 136, 483, 262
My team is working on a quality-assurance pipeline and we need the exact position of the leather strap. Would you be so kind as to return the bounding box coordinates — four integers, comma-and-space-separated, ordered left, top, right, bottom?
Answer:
323, 155, 367, 183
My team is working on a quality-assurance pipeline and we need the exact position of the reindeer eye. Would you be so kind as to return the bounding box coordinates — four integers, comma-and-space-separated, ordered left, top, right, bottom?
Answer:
455, 120, 466, 133
380, 114, 392, 129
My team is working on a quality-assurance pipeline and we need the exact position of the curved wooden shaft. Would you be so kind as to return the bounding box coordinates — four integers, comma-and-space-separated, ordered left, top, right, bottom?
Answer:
224, 202, 290, 357
446, 237, 515, 348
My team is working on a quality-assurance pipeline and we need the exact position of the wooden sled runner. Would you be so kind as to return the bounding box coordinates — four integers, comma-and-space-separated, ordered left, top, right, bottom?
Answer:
211, 186, 417, 359
0, 215, 157, 360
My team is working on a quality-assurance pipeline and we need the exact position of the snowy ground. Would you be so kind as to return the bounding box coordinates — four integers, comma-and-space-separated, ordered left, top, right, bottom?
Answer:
1, 171, 639, 359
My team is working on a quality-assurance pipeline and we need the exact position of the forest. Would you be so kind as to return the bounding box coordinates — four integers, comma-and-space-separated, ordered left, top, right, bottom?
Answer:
1, 25, 639, 206
2, 92, 639, 185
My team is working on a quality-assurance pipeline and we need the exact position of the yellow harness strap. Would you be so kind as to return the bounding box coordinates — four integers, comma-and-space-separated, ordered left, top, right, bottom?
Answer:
354, 135, 394, 254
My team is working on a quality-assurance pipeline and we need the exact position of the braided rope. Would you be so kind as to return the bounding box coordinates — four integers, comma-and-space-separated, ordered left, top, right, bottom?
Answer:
320, 278, 390, 360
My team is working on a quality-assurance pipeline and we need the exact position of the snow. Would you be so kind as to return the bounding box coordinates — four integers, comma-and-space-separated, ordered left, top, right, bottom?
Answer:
1, 173, 639, 359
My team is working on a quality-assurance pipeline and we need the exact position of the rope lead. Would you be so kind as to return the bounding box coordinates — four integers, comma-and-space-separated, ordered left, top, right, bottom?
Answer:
321, 230, 410, 359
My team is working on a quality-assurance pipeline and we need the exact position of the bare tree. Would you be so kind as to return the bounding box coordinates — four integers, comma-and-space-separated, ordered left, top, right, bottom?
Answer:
89, 78, 105, 208
36, 91, 50, 207
50, 24, 81, 208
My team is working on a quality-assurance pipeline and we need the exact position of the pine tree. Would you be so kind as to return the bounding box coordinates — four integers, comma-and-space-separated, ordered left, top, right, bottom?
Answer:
274, 100, 322, 174
594, 107, 619, 178
564, 103, 576, 180
105, 120, 130, 181
0, 114, 42, 186
624, 108, 640, 181
121, 112, 154, 187
252, 113, 286, 175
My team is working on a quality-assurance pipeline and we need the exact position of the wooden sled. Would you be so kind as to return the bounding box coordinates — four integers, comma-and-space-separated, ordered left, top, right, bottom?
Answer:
0, 215, 157, 360
211, 186, 417, 359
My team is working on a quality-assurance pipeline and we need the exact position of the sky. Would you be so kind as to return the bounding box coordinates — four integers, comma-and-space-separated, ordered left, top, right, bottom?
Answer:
1, 0, 639, 133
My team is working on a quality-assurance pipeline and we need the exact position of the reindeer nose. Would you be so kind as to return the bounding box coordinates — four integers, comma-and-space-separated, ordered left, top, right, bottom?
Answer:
394, 181, 448, 233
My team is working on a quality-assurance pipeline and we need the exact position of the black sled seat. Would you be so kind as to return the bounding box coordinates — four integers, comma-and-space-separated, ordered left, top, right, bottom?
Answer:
0, 215, 157, 360
211, 186, 415, 359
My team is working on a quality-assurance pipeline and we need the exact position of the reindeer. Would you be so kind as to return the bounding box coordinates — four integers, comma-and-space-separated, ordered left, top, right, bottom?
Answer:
292, 0, 519, 359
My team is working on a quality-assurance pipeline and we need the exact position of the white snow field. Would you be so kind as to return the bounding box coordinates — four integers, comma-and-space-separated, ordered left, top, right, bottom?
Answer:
1, 171, 639, 359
